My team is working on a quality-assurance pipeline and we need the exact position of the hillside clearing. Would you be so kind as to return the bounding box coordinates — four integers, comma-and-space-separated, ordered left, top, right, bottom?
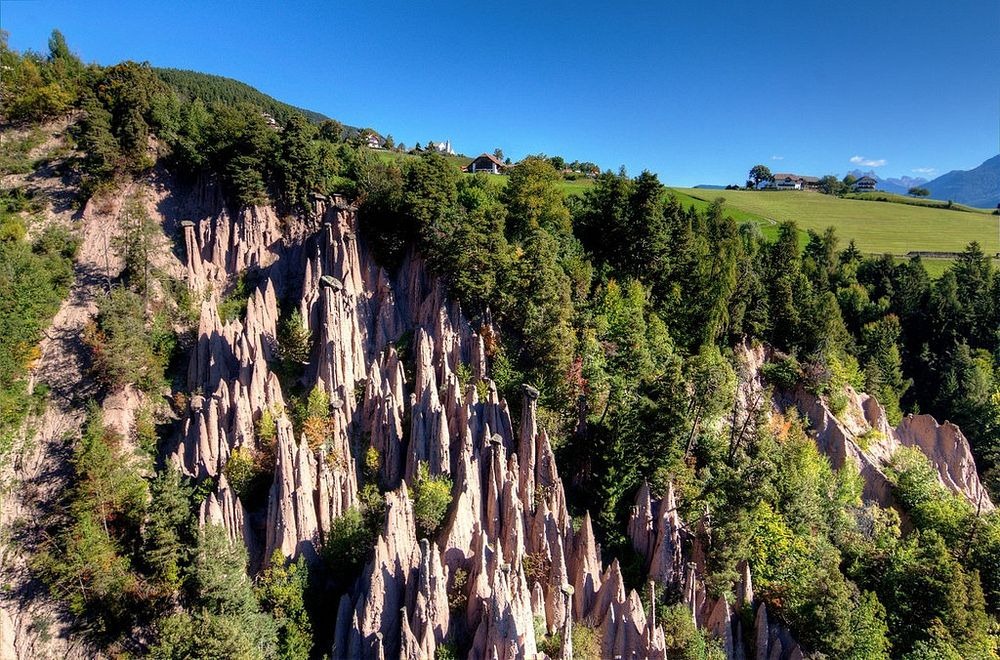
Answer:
672, 188, 1000, 266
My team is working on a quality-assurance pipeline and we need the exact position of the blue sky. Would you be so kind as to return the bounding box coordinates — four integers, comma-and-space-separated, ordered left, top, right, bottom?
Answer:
3, 1, 998, 186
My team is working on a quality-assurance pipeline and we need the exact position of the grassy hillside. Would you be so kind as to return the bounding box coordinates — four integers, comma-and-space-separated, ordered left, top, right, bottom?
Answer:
845, 191, 993, 214
672, 188, 1000, 266
555, 177, 596, 197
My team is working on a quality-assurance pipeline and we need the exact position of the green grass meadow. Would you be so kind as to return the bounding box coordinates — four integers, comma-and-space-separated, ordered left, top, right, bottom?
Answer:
844, 191, 993, 214
671, 188, 1000, 274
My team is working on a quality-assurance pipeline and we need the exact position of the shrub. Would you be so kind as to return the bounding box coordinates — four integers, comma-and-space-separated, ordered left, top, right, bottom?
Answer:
217, 274, 251, 322
359, 482, 386, 532
490, 347, 522, 400
572, 624, 602, 659
448, 568, 468, 614
455, 362, 472, 388
300, 386, 332, 450
325, 508, 371, 582
223, 447, 267, 504
278, 309, 311, 366
256, 550, 312, 660
761, 354, 801, 390
0, 209, 77, 449
855, 428, 885, 452
434, 644, 459, 660
363, 446, 380, 483
257, 408, 276, 447
134, 403, 159, 450
411, 463, 453, 538
536, 626, 562, 658
85, 286, 171, 392
0, 129, 47, 176
523, 551, 551, 588
828, 389, 849, 419
887, 447, 945, 511
475, 379, 490, 403
659, 603, 708, 658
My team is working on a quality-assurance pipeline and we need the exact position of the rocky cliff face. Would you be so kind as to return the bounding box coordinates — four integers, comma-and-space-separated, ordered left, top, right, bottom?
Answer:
733, 343, 994, 512
163, 191, 994, 659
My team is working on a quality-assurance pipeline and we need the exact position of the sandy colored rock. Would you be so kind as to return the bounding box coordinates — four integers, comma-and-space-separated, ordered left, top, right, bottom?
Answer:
897, 414, 994, 510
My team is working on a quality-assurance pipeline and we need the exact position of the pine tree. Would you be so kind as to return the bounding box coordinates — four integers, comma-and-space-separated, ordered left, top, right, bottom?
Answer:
144, 467, 193, 592
256, 551, 313, 660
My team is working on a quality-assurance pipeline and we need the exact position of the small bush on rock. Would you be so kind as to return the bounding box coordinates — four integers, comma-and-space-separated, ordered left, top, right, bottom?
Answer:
412, 462, 452, 538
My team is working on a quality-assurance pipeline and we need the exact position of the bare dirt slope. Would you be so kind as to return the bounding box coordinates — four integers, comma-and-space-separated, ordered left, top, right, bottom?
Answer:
0, 122, 144, 657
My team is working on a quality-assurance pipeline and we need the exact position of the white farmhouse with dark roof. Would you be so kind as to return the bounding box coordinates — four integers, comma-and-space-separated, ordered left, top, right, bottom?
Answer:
770, 173, 821, 190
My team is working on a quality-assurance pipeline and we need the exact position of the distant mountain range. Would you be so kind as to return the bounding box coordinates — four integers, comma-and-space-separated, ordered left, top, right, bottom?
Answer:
848, 156, 1000, 208
923, 155, 1000, 209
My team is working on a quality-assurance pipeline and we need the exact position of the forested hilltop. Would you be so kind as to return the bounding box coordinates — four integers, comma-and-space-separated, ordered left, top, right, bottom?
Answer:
2, 31, 1000, 660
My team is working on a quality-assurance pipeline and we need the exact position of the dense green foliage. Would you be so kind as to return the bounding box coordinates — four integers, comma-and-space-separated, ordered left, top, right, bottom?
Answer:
150, 525, 281, 659
2, 32, 356, 211
357, 153, 586, 412
0, 30, 84, 123
37, 407, 309, 655
33, 405, 149, 639
0, 189, 77, 457
84, 285, 175, 391
325, 507, 372, 581
153, 67, 333, 125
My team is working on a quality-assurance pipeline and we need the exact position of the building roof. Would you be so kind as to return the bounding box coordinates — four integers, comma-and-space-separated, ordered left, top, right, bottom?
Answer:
463, 153, 507, 171
773, 173, 819, 183
475, 153, 505, 167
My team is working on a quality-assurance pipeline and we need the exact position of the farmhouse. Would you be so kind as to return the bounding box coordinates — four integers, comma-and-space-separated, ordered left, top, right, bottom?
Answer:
771, 173, 820, 191
463, 153, 507, 174
853, 175, 877, 192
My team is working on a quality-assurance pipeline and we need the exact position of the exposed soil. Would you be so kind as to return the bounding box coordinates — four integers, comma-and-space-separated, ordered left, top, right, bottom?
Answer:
0, 119, 120, 658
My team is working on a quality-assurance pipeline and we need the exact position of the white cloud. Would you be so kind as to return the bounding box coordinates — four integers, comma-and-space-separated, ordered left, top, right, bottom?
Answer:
771, 155, 784, 160
911, 167, 936, 175
850, 155, 886, 167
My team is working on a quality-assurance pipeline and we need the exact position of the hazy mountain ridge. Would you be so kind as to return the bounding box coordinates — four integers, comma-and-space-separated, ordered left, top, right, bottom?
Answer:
847, 169, 928, 195
847, 156, 1000, 208
923, 155, 1000, 209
